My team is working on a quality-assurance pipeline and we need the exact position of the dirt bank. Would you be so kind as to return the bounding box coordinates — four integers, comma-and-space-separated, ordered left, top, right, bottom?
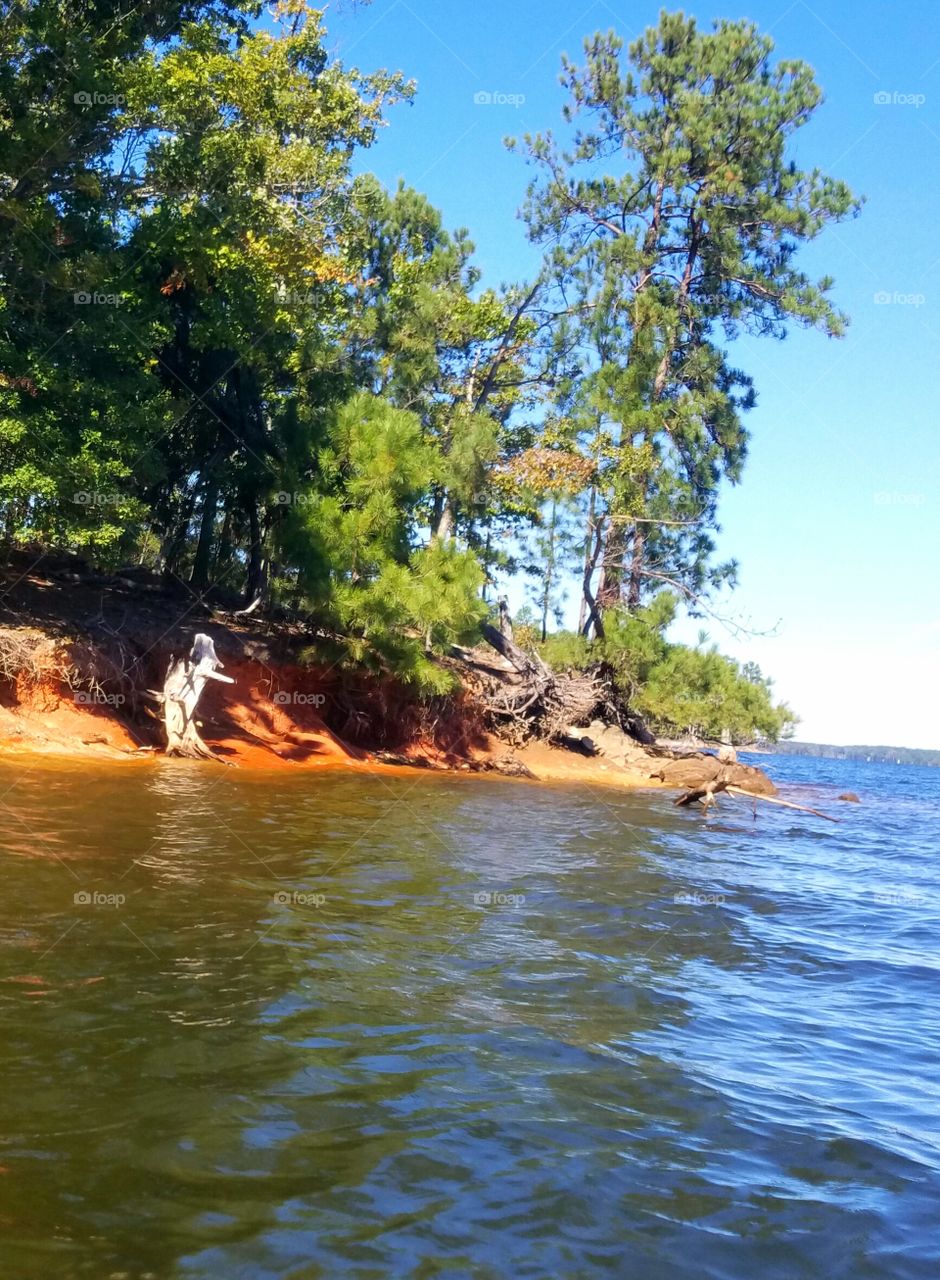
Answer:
0, 548, 776, 795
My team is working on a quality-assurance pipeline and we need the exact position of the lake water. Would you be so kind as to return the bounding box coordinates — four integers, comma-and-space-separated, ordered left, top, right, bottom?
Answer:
1, 753, 938, 1278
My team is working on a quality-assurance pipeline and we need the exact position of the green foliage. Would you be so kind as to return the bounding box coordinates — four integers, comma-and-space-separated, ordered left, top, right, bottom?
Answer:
0, 5, 851, 708
539, 629, 591, 672
285, 394, 486, 688
540, 591, 796, 743
512, 10, 860, 614
637, 645, 796, 742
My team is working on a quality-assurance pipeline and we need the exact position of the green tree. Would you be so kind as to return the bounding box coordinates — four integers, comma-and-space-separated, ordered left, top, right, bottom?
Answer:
0, 0, 250, 551
347, 178, 570, 585
125, 2, 409, 594
512, 10, 860, 620
283, 392, 486, 688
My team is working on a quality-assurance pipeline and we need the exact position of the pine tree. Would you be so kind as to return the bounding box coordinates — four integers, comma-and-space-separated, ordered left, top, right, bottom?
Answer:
283, 392, 486, 687
512, 11, 861, 619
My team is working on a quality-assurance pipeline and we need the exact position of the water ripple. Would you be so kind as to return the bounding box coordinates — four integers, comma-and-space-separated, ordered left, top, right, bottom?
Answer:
0, 757, 938, 1277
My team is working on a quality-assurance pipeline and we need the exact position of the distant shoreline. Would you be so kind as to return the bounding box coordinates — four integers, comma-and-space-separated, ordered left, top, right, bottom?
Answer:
755, 741, 940, 768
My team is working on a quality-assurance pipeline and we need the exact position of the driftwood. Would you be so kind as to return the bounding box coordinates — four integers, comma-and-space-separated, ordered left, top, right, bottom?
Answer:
485, 753, 537, 779
162, 633, 234, 760
674, 778, 732, 810
674, 776, 838, 822
727, 786, 839, 822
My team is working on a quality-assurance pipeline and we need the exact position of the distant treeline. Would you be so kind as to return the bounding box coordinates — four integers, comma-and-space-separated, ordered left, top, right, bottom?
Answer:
770, 742, 940, 768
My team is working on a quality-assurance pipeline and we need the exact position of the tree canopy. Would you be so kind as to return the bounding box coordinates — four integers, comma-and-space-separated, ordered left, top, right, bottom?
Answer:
0, 4, 859, 737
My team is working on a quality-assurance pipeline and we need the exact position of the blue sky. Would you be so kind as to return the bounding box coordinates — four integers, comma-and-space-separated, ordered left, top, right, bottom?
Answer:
326, 0, 939, 747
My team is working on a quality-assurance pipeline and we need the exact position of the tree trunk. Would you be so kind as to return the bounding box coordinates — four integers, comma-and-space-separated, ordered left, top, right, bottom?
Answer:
190, 471, 220, 591
482, 621, 542, 678
540, 497, 556, 643
578, 484, 596, 635
161, 492, 196, 580
627, 521, 644, 610
481, 531, 492, 602
580, 504, 605, 640
246, 498, 267, 603
434, 497, 455, 542
596, 521, 626, 612
212, 504, 234, 581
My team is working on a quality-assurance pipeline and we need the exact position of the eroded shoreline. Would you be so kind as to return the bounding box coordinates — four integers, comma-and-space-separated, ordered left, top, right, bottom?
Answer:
0, 550, 775, 796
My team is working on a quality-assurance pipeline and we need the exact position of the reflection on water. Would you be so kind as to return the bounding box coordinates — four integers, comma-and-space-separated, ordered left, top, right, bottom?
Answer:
0, 756, 938, 1278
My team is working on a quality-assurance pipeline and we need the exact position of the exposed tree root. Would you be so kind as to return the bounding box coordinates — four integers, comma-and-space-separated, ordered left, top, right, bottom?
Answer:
458, 622, 617, 745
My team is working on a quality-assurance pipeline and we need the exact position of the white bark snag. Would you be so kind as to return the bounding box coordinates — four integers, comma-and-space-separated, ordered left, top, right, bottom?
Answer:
163, 633, 234, 760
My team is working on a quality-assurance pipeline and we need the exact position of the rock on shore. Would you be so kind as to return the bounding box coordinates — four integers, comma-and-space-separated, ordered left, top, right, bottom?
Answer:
574, 721, 777, 796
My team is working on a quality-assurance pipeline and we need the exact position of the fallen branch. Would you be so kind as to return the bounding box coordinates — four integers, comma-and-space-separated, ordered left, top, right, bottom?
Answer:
674, 776, 838, 822
234, 595, 263, 616
726, 786, 839, 823
673, 779, 728, 809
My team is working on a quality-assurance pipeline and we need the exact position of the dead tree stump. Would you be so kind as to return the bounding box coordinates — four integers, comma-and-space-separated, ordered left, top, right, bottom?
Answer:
162, 633, 234, 760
